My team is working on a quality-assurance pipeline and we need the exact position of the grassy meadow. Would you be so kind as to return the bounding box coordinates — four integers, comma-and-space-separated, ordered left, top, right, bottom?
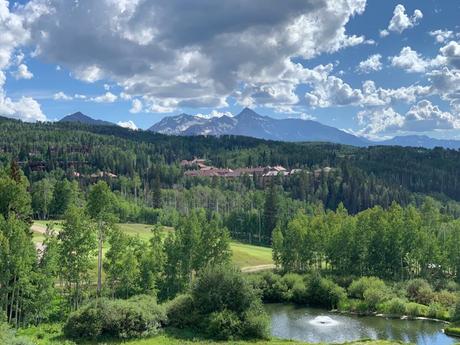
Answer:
31, 221, 274, 269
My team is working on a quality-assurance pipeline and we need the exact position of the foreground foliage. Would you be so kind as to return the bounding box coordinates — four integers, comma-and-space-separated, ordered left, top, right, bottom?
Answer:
63, 295, 166, 340
166, 265, 269, 340
15, 323, 414, 345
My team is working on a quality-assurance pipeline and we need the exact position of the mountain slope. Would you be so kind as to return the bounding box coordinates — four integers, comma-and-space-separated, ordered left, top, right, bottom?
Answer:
149, 108, 369, 146
59, 112, 114, 126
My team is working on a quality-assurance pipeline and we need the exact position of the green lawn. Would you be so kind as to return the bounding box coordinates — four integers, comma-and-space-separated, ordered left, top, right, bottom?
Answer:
32, 221, 273, 269
230, 242, 273, 268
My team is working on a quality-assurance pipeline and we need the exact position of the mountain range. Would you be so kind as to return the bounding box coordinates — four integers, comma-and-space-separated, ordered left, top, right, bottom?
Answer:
59, 110, 460, 149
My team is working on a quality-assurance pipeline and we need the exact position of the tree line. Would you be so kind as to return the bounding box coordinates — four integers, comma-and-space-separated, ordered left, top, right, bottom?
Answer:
272, 199, 460, 284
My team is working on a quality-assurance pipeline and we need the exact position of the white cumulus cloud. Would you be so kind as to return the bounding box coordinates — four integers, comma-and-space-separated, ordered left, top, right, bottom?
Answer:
129, 99, 143, 114
11, 64, 33, 79
53, 91, 73, 101
357, 54, 382, 73
384, 4, 423, 35
91, 92, 118, 103
27, 0, 370, 112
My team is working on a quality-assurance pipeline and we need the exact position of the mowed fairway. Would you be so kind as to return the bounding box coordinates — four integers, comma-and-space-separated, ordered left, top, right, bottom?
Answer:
32, 221, 273, 270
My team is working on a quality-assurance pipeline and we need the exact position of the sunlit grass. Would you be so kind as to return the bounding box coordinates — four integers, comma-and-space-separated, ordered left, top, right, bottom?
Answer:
32, 221, 273, 269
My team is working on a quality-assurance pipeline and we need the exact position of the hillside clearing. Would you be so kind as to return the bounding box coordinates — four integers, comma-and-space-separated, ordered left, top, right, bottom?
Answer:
32, 221, 273, 269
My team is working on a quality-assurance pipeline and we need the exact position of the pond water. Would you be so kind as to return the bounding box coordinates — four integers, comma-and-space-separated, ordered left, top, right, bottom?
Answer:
265, 304, 457, 345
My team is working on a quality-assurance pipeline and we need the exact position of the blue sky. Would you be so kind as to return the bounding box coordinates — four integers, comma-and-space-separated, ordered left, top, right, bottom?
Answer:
2, 0, 460, 139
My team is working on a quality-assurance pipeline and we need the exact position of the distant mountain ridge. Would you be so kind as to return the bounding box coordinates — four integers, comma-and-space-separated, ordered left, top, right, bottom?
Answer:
377, 135, 460, 150
56, 110, 460, 149
149, 108, 370, 146
59, 112, 114, 127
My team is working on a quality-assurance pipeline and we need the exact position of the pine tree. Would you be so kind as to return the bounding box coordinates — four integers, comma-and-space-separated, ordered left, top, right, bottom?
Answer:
152, 172, 162, 209
263, 179, 279, 241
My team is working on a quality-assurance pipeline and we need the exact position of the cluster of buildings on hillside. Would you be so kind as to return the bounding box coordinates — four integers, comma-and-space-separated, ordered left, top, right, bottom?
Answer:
181, 158, 332, 178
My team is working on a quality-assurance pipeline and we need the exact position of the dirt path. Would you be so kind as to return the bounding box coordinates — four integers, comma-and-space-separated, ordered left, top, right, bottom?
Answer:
241, 264, 276, 273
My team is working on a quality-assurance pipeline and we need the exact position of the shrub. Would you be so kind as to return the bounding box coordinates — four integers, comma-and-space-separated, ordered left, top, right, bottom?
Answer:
165, 294, 196, 328
428, 303, 445, 319
445, 281, 459, 292
454, 300, 460, 322
280, 274, 304, 301
63, 295, 166, 340
291, 280, 309, 304
405, 302, 428, 317
363, 287, 390, 310
406, 279, 434, 305
381, 298, 407, 316
355, 300, 371, 314
434, 290, 458, 309
0, 323, 35, 345
192, 264, 269, 340
193, 265, 255, 316
348, 277, 386, 299
307, 273, 346, 309
207, 310, 242, 340
241, 306, 270, 340
259, 272, 288, 302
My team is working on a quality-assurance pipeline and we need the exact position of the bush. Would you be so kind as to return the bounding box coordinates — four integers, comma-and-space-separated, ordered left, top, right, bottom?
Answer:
428, 303, 446, 319
63, 295, 166, 340
165, 294, 196, 328
406, 279, 434, 305
241, 306, 270, 340
454, 301, 460, 322
257, 272, 287, 302
0, 323, 35, 345
363, 287, 390, 310
192, 264, 269, 340
405, 302, 428, 317
307, 273, 346, 309
280, 274, 304, 301
193, 265, 256, 316
291, 280, 309, 304
445, 281, 459, 292
348, 277, 386, 299
434, 290, 458, 309
207, 310, 242, 340
381, 298, 407, 316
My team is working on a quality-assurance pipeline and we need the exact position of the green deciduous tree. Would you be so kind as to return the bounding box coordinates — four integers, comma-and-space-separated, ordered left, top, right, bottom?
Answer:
58, 206, 96, 310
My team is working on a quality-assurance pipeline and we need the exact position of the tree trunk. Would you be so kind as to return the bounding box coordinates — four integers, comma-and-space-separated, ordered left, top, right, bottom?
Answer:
97, 222, 103, 297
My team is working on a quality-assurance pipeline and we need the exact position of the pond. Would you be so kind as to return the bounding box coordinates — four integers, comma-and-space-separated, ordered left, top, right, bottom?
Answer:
265, 304, 457, 345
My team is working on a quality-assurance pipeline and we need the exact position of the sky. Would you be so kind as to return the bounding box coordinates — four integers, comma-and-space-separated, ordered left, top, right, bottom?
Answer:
2, 0, 460, 139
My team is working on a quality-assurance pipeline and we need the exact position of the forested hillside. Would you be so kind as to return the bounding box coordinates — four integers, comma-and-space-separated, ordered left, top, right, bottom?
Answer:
1, 116, 460, 216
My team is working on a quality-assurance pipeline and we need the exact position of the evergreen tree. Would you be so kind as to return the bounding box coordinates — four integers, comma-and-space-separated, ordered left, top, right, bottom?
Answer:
263, 180, 279, 241
152, 172, 162, 209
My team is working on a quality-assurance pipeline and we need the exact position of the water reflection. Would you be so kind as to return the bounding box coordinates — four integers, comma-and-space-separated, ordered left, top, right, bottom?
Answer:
265, 304, 457, 345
